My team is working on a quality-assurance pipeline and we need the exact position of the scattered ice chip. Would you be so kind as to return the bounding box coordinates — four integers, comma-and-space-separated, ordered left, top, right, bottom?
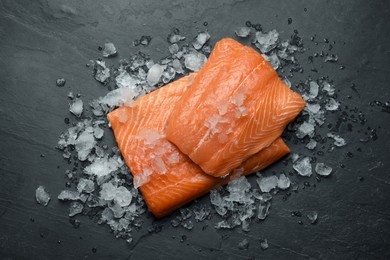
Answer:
306, 211, 318, 224
193, 206, 210, 222
115, 71, 141, 89
324, 54, 338, 62
56, 78, 66, 87
75, 130, 96, 161
235, 27, 251, 38
238, 238, 249, 250
290, 153, 299, 163
77, 178, 95, 193
172, 59, 184, 74
169, 44, 179, 54
93, 60, 110, 83
162, 66, 176, 84
69, 202, 83, 217
257, 176, 278, 193
257, 202, 271, 220
282, 77, 292, 88
255, 29, 279, 53
303, 81, 319, 100
168, 34, 185, 44
109, 202, 125, 218
133, 171, 151, 189
277, 174, 291, 189
325, 98, 340, 111
327, 133, 346, 147
100, 182, 132, 207
84, 155, 123, 177
293, 157, 312, 177
322, 81, 335, 95
139, 36, 152, 46
181, 220, 194, 230
259, 239, 269, 250
192, 31, 210, 50
93, 126, 104, 139
264, 53, 280, 70
35, 186, 50, 206
306, 103, 321, 114
69, 98, 83, 117
296, 121, 315, 139
306, 139, 317, 150
146, 64, 164, 86
315, 163, 332, 176
102, 42, 117, 58
58, 190, 80, 201
226, 176, 252, 203
184, 51, 207, 72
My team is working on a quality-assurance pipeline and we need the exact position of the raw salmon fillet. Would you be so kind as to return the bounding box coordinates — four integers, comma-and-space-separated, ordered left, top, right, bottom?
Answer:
166, 38, 306, 177
107, 74, 290, 218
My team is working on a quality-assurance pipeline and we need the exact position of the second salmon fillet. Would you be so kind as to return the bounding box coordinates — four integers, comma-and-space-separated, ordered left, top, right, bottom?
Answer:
166, 38, 306, 178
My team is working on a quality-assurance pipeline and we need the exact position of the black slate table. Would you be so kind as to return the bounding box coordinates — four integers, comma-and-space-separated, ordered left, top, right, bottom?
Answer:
1, 0, 390, 259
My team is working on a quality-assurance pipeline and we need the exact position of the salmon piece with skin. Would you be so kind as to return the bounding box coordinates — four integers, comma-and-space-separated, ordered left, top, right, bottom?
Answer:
107, 74, 290, 218
166, 38, 306, 178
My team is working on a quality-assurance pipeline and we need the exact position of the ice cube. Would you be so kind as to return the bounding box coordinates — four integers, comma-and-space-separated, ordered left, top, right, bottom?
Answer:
169, 44, 179, 54
74, 129, 96, 161
69, 201, 83, 217
99, 182, 132, 207
255, 29, 279, 53
296, 121, 315, 139
115, 71, 140, 89
77, 178, 95, 194
167, 151, 180, 164
290, 153, 299, 163
84, 155, 123, 177
259, 239, 269, 250
257, 176, 278, 192
100, 208, 114, 223
56, 78, 66, 87
172, 59, 184, 74
226, 176, 252, 203
293, 157, 312, 177
265, 53, 280, 70
235, 27, 251, 38
162, 66, 176, 84
303, 81, 319, 100
58, 190, 80, 201
109, 202, 125, 218
306, 103, 321, 114
102, 42, 117, 58
315, 163, 332, 176
238, 238, 249, 250
133, 171, 151, 189
181, 220, 194, 230
193, 206, 210, 222
322, 81, 335, 95
192, 31, 210, 50
146, 64, 164, 86
327, 133, 346, 147
168, 34, 185, 44
283, 77, 292, 88
93, 126, 104, 139
325, 98, 340, 111
69, 98, 83, 117
277, 174, 290, 189
306, 211, 318, 224
305, 139, 317, 150
324, 54, 338, 63
139, 36, 152, 46
257, 201, 271, 220
93, 60, 110, 83
184, 51, 207, 72
35, 186, 50, 206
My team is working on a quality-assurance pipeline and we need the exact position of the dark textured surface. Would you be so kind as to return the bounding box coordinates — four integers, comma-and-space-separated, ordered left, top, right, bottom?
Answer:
1, 0, 390, 259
